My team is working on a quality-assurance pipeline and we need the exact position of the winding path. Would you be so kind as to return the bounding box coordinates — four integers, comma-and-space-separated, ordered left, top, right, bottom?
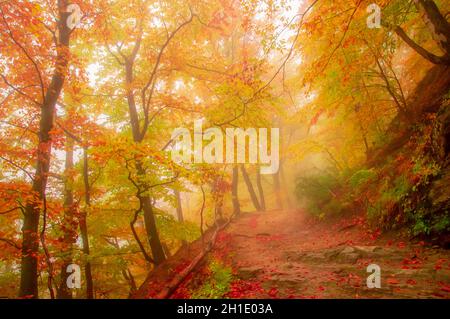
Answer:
183, 209, 450, 299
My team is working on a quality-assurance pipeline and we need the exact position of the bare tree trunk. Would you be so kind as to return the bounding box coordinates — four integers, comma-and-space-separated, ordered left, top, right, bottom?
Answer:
240, 165, 261, 211
57, 139, 75, 299
414, 0, 450, 56
174, 189, 184, 223
231, 165, 241, 216
393, 0, 450, 64
81, 147, 94, 299
255, 169, 266, 211
212, 176, 224, 221
199, 186, 206, 247
19, 1, 71, 298
141, 191, 166, 265
273, 170, 283, 210
279, 161, 293, 209
174, 189, 187, 247
125, 57, 165, 265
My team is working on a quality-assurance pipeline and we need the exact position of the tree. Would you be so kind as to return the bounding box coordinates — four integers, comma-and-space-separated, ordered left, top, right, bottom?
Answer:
231, 165, 241, 216
255, 169, 266, 211
240, 165, 261, 211
392, 0, 450, 65
0, 0, 74, 298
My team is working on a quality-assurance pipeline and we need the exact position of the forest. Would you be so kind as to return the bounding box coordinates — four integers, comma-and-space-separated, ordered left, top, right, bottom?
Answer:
0, 0, 449, 299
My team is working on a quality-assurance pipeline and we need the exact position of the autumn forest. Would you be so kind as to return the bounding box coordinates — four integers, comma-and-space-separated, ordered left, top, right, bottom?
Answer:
0, 0, 450, 300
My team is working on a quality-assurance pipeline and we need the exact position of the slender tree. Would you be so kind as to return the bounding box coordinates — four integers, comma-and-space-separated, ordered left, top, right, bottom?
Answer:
240, 165, 261, 211
57, 138, 75, 299
255, 169, 266, 211
18, 1, 72, 298
231, 165, 241, 216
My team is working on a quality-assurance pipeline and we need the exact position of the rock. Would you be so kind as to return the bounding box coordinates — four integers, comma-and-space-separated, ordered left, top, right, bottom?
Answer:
283, 263, 294, 270
353, 246, 383, 254
237, 266, 263, 280
341, 246, 356, 254
337, 252, 360, 263
302, 251, 328, 262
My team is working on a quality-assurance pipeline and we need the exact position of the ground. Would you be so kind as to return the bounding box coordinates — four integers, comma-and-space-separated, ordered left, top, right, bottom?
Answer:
167, 209, 450, 299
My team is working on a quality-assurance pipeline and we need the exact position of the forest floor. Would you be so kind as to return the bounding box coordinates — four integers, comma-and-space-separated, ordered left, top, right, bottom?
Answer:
169, 209, 450, 299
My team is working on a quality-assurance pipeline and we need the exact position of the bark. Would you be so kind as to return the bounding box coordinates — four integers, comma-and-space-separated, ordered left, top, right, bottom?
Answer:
279, 161, 294, 209
199, 185, 206, 246
125, 57, 165, 265
212, 177, 224, 221
174, 189, 187, 247
19, 1, 71, 298
255, 169, 266, 211
141, 191, 166, 265
81, 147, 94, 299
174, 189, 184, 223
231, 165, 241, 216
273, 170, 283, 210
57, 139, 75, 299
354, 104, 370, 157
119, 14, 194, 266
240, 165, 261, 211
394, 0, 450, 65
414, 0, 450, 55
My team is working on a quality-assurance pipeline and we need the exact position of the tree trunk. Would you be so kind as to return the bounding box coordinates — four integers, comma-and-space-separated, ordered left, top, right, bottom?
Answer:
124, 56, 166, 266
57, 139, 75, 299
141, 193, 166, 265
231, 165, 241, 216
212, 176, 224, 222
414, 0, 450, 56
174, 189, 184, 223
279, 161, 293, 209
240, 165, 261, 211
174, 189, 187, 247
255, 169, 266, 211
273, 170, 283, 210
81, 147, 94, 299
393, 0, 450, 65
19, 1, 71, 298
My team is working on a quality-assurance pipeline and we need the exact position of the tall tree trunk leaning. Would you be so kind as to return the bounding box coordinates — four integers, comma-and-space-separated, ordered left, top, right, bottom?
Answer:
57, 139, 75, 299
19, 1, 72, 298
393, 0, 450, 65
255, 169, 266, 211
240, 165, 261, 211
81, 147, 94, 299
231, 165, 241, 216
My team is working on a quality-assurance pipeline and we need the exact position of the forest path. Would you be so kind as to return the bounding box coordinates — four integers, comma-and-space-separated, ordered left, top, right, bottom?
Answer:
188, 209, 450, 299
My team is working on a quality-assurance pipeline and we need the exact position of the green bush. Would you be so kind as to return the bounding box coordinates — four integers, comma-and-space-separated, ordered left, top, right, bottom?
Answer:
191, 259, 233, 299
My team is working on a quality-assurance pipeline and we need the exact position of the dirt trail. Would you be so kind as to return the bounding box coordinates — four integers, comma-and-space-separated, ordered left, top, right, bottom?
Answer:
177, 209, 450, 299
